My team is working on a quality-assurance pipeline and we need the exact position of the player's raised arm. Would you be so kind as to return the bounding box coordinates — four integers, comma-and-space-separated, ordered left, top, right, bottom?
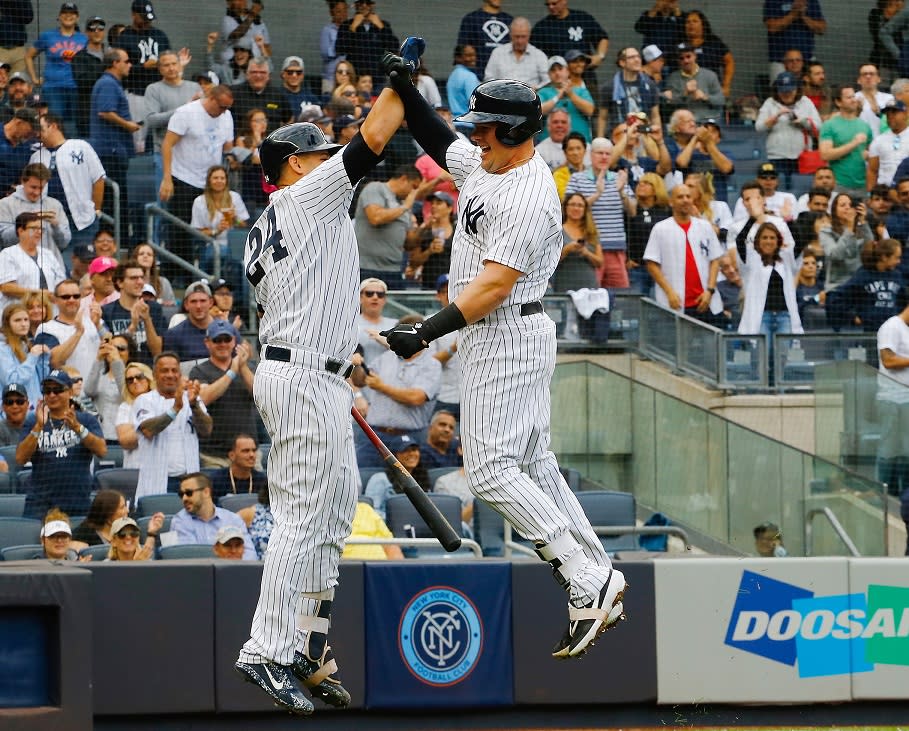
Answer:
382, 38, 457, 169
359, 88, 405, 156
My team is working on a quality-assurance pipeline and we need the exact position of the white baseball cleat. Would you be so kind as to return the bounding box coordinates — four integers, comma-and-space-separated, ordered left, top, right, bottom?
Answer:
551, 568, 627, 659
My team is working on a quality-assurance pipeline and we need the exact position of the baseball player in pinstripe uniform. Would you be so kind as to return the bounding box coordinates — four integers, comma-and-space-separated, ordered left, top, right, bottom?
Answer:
234, 92, 405, 714
380, 39, 626, 660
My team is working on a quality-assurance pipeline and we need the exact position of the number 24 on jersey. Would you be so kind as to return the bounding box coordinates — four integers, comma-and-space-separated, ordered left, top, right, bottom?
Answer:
245, 207, 289, 286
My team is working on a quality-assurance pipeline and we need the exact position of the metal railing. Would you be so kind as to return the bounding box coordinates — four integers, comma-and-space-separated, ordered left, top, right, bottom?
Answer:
638, 297, 879, 391
384, 291, 643, 350
805, 507, 862, 557
101, 178, 120, 244
501, 522, 690, 560
144, 203, 221, 279
345, 537, 483, 558
774, 332, 878, 387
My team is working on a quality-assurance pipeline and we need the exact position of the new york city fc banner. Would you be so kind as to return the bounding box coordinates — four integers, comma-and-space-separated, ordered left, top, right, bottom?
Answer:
364, 562, 513, 708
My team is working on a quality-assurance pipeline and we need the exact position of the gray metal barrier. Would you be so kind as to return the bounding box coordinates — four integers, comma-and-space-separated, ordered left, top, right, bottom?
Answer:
100, 178, 120, 244
144, 203, 220, 279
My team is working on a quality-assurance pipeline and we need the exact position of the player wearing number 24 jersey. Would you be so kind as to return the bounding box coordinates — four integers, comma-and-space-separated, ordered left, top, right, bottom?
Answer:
235, 92, 406, 714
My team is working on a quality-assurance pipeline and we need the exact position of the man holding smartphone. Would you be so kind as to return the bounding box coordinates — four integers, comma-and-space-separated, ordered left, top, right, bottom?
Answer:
190, 319, 257, 469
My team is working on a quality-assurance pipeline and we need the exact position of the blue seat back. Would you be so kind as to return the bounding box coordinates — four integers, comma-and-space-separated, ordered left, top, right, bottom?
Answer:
0, 517, 42, 550
0, 494, 26, 517
137, 493, 183, 517
219, 493, 259, 512
575, 490, 640, 554
1, 543, 43, 560
159, 544, 216, 560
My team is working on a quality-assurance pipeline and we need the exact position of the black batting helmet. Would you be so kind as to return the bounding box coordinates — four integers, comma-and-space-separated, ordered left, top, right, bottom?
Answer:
454, 79, 543, 146
259, 123, 343, 184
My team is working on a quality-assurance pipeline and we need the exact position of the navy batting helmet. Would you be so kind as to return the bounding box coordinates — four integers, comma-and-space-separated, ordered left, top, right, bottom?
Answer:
454, 79, 543, 146
259, 123, 342, 184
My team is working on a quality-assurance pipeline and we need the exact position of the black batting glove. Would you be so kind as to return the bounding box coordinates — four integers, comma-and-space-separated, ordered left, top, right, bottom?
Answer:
380, 323, 427, 359
381, 52, 415, 93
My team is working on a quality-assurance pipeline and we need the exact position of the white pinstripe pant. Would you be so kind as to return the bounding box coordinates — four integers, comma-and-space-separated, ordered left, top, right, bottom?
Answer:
459, 311, 611, 571
239, 360, 358, 665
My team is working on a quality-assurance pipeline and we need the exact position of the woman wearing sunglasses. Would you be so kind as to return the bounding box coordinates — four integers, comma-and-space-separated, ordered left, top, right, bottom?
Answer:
114, 361, 154, 468
86, 333, 136, 442
107, 516, 156, 561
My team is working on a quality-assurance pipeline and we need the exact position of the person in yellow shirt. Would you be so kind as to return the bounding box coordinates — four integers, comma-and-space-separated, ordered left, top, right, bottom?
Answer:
342, 500, 404, 559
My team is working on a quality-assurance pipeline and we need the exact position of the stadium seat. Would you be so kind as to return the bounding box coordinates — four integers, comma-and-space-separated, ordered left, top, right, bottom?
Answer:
0, 472, 11, 494
96, 444, 125, 469
159, 544, 216, 559
1, 544, 43, 561
93, 468, 140, 505
0, 517, 42, 550
359, 467, 383, 490
472, 498, 505, 557
575, 490, 641, 555
427, 467, 457, 488
385, 493, 463, 558
0, 494, 26, 517
80, 544, 112, 561
136, 493, 183, 517
15, 468, 30, 492
560, 467, 582, 492
127, 155, 158, 209
219, 493, 258, 512
0, 445, 20, 479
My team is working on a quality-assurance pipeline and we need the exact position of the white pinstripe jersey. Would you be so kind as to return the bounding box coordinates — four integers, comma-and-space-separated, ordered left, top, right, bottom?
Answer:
445, 139, 562, 305
245, 150, 359, 360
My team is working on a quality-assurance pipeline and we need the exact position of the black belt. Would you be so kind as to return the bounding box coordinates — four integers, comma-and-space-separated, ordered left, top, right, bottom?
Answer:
479, 301, 544, 325
263, 346, 354, 378
373, 426, 409, 435
520, 301, 544, 316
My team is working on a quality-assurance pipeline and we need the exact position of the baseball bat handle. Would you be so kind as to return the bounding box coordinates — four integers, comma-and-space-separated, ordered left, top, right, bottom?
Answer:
351, 407, 462, 552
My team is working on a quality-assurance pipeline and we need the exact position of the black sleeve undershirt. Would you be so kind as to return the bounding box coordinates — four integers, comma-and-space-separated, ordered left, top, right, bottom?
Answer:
395, 81, 458, 170
342, 132, 385, 186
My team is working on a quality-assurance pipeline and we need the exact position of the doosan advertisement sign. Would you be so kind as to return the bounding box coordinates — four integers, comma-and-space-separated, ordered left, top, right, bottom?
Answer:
725, 570, 909, 678
654, 559, 909, 704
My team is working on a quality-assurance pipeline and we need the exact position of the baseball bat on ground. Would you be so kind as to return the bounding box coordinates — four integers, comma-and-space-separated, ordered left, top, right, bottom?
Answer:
351, 407, 462, 552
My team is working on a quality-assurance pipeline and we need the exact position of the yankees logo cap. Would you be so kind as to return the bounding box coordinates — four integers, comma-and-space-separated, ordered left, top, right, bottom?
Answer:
131, 0, 155, 20
2, 383, 28, 398
88, 256, 118, 275
43, 369, 74, 389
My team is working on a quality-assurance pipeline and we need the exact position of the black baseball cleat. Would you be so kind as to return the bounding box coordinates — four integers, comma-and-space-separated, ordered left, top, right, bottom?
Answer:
292, 646, 352, 708
552, 568, 627, 659
398, 37, 426, 74
235, 659, 314, 715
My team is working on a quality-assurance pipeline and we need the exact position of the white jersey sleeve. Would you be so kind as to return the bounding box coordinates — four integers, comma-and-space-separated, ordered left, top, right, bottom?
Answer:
445, 138, 481, 190
480, 162, 561, 275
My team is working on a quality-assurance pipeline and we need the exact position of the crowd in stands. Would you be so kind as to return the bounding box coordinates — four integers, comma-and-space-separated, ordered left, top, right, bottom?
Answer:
7, 0, 909, 557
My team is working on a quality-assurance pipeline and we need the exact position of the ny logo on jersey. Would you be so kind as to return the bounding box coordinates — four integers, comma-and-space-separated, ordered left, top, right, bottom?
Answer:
482, 19, 509, 44
137, 38, 159, 63
699, 240, 711, 258
69, 149, 84, 165
462, 197, 485, 236
568, 26, 584, 41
